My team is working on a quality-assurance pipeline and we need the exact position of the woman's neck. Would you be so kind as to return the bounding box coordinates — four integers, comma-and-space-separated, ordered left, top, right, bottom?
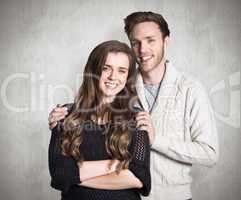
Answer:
91, 105, 109, 124
101, 96, 115, 105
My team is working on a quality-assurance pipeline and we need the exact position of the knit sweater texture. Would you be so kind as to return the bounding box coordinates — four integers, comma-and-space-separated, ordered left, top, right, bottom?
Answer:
49, 121, 151, 200
135, 61, 219, 200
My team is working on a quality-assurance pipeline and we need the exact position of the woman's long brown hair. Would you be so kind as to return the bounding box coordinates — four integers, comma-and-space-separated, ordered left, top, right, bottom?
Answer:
60, 40, 137, 171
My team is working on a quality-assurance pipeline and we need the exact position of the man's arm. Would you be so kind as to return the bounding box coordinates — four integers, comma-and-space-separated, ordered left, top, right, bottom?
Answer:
48, 105, 69, 130
151, 83, 219, 166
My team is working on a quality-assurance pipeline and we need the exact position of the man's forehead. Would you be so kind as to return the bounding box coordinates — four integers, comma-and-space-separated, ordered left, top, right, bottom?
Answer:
129, 22, 162, 38
130, 31, 163, 41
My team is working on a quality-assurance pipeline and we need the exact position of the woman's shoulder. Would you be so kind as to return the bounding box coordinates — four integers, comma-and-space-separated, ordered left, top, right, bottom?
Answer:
62, 103, 75, 113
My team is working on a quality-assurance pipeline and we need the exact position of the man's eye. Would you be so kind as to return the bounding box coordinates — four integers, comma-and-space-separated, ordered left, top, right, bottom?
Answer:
131, 42, 138, 47
148, 39, 155, 43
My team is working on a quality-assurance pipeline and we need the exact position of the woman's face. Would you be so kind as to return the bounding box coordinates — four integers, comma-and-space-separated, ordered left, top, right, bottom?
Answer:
99, 52, 130, 104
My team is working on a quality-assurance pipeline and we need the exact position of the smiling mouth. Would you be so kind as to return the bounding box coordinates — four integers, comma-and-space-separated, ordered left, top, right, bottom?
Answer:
105, 82, 118, 89
139, 55, 152, 63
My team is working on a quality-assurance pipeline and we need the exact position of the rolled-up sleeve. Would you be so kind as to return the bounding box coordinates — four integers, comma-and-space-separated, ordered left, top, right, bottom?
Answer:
128, 130, 151, 196
48, 127, 80, 194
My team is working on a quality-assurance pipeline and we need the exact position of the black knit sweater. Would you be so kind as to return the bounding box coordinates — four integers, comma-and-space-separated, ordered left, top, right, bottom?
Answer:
48, 121, 151, 200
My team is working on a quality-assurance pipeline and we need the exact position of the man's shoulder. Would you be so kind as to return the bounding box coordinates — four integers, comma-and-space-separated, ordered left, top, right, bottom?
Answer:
168, 63, 201, 87
179, 71, 202, 89
169, 64, 206, 96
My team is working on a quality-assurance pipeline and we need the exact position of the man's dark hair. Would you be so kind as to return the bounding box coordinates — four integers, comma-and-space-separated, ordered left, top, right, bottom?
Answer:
124, 11, 170, 38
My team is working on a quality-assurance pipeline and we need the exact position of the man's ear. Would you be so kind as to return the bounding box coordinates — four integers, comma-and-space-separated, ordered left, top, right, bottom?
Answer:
164, 36, 170, 50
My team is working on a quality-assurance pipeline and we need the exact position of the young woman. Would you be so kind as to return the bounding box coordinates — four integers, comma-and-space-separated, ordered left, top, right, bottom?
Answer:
48, 40, 151, 200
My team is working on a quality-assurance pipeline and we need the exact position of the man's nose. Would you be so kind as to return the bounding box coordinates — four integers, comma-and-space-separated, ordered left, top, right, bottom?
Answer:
139, 42, 147, 54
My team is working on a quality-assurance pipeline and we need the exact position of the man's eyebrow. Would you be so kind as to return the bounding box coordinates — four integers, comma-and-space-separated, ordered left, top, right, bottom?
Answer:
145, 36, 156, 39
131, 36, 156, 42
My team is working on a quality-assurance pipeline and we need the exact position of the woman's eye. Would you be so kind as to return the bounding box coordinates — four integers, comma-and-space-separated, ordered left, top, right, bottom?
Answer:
102, 66, 109, 71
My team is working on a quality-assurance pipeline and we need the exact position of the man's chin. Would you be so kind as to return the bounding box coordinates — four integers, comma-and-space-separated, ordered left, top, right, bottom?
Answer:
139, 63, 153, 72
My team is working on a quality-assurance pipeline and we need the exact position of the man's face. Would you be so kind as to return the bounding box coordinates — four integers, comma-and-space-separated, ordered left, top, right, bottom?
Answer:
129, 21, 168, 73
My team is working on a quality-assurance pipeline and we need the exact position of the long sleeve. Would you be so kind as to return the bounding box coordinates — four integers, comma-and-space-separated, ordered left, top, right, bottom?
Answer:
129, 130, 151, 196
48, 127, 80, 194
152, 82, 219, 166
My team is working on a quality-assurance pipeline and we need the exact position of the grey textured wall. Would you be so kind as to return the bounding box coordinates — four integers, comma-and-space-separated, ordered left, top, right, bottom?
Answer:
0, 0, 240, 200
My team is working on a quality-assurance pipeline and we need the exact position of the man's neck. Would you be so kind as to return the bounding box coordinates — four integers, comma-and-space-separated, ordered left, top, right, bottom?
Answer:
141, 59, 166, 85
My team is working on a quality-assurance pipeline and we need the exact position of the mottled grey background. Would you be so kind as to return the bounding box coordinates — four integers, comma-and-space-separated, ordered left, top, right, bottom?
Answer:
0, 0, 240, 200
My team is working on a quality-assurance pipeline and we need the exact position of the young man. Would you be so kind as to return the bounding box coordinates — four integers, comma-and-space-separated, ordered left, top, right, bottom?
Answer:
49, 12, 219, 200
